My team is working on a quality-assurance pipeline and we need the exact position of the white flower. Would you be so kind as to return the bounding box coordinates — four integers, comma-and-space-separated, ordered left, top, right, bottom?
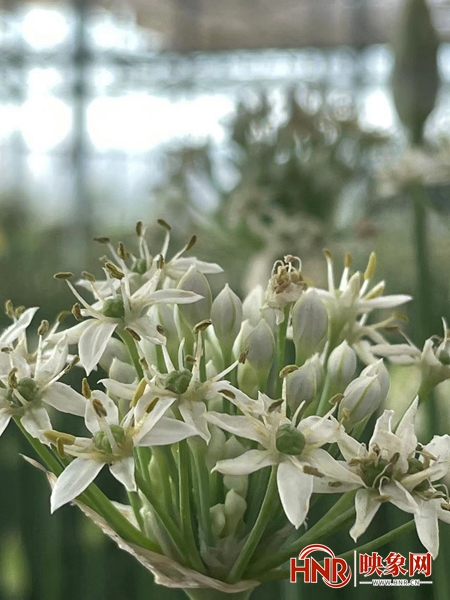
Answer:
102, 336, 238, 443
338, 399, 450, 557
314, 251, 411, 362
208, 390, 362, 529
59, 263, 202, 375
0, 337, 85, 440
50, 389, 197, 512
263, 256, 307, 325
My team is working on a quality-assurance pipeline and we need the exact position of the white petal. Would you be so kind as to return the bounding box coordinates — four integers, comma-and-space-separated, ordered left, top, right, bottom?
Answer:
128, 317, 163, 344
414, 499, 439, 558
51, 458, 104, 512
149, 289, 203, 305
337, 432, 366, 462
109, 456, 136, 491
214, 450, 276, 476
43, 383, 86, 416
305, 449, 364, 485
0, 411, 12, 436
136, 417, 197, 446
79, 320, 117, 375
424, 434, 450, 463
350, 489, 381, 541
134, 396, 176, 441
0, 307, 39, 345
299, 415, 342, 447
357, 295, 412, 311
48, 320, 92, 346
277, 461, 313, 529
382, 481, 418, 514
179, 401, 210, 443
396, 397, 419, 456
100, 378, 136, 401
36, 338, 68, 386
85, 391, 119, 434
206, 412, 266, 445
21, 405, 52, 440
166, 257, 223, 278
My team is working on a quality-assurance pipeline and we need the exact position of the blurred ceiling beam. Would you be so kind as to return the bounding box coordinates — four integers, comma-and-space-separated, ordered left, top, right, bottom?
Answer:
0, 0, 448, 51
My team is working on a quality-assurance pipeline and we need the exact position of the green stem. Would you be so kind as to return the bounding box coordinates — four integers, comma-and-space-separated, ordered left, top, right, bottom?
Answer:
189, 439, 214, 547
410, 183, 432, 344
227, 466, 278, 584
316, 373, 331, 416
178, 440, 207, 573
119, 329, 144, 379
276, 308, 289, 397
16, 418, 160, 552
258, 519, 416, 583
247, 492, 355, 577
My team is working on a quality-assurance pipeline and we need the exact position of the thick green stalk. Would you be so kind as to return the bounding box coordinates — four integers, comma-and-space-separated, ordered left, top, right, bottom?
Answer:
276, 308, 289, 397
119, 329, 144, 379
247, 492, 355, 577
227, 466, 278, 584
189, 439, 214, 547
178, 440, 207, 573
16, 418, 160, 552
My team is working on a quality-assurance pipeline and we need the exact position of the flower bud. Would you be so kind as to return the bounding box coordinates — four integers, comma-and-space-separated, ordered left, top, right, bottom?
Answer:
246, 319, 275, 384
327, 341, 357, 394
338, 362, 389, 429
223, 436, 249, 497
177, 267, 212, 330
361, 360, 390, 399
242, 285, 264, 326
224, 489, 247, 535
292, 290, 328, 365
286, 358, 323, 413
275, 424, 306, 455
419, 339, 450, 397
210, 504, 226, 537
211, 284, 243, 352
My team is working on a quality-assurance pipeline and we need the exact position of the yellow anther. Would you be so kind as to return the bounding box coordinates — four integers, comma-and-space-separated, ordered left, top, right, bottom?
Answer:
82, 378, 92, 399
364, 252, 377, 281
279, 365, 298, 378
344, 252, 352, 268
131, 378, 148, 407
53, 272, 74, 280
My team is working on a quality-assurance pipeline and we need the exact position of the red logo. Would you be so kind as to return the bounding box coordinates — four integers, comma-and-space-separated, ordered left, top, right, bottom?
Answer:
290, 544, 352, 588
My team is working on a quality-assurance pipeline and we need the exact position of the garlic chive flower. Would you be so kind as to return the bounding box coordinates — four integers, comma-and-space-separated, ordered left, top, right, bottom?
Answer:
208, 389, 361, 528
50, 390, 197, 512
338, 399, 450, 557
57, 264, 203, 375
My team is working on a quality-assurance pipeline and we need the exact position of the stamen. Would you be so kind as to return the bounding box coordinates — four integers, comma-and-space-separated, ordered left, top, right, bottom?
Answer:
323, 249, 335, 293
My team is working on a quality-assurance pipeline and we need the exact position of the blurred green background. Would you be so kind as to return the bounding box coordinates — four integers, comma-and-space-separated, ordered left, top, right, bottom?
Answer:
2, 0, 450, 598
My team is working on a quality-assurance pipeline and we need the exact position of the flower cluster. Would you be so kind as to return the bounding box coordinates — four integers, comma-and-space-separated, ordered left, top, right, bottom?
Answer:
2, 222, 450, 596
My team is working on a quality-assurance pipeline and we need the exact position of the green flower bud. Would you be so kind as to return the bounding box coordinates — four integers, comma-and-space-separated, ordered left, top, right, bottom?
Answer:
164, 369, 192, 395
292, 290, 328, 365
102, 297, 125, 319
327, 341, 357, 394
275, 424, 306, 456
392, 0, 439, 145
177, 267, 212, 330
211, 284, 243, 351
94, 425, 126, 454
246, 319, 275, 376
286, 359, 323, 414
338, 361, 389, 429
17, 377, 39, 402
